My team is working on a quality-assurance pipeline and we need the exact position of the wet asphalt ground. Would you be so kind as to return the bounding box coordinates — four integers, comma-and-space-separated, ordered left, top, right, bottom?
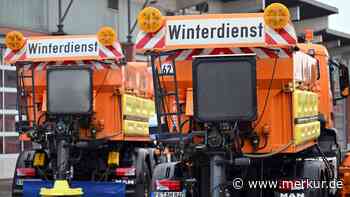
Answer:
0, 179, 12, 197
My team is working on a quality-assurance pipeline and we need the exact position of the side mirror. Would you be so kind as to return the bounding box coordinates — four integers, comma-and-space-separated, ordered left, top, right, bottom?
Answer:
329, 60, 350, 103
339, 63, 350, 98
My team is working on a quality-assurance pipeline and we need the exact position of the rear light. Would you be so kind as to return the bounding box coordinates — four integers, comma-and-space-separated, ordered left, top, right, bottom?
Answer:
115, 167, 136, 177
16, 168, 36, 177
156, 179, 181, 191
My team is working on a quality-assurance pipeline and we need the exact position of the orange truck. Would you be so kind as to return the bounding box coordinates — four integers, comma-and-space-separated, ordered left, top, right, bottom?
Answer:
4, 27, 156, 196
136, 4, 350, 197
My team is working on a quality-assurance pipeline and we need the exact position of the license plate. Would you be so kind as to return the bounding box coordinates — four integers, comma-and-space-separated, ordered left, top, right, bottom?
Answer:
151, 191, 186, 197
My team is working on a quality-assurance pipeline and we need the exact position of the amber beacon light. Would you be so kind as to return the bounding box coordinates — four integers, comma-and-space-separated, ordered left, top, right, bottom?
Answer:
137, 7, 164, 33
5, 31, 25, 51
97, 26, 117, 46
264, 3, 291, 29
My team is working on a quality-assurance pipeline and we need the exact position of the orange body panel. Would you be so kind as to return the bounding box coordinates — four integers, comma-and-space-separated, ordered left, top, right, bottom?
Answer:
298, 44, 333, 128
22, 62, 153, 142
158, 44, 332, 154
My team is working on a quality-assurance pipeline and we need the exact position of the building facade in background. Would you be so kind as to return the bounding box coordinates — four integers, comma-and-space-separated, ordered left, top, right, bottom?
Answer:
0, 45, 32, 178
0, 46, 24, 155
0, 0, 144, 42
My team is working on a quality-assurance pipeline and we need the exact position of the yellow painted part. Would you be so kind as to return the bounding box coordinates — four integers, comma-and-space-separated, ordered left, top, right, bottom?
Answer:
293, 90, 318, 118
97, 26, 117, 46
122, 94, 155, 119
108, 151, 120, 166
264, 3, 290, 29
137, 7, 164, 33
5, 31, 25, 51
40, 180, 83, 196
123, 119, 149, 137
294, 121, 320, 145
33, 153, 45, 167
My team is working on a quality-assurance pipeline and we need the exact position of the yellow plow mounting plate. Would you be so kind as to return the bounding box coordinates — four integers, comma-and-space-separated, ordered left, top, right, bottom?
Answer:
40, 180, 83, 196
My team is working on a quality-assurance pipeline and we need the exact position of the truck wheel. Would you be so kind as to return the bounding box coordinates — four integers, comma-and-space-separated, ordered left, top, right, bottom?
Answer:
134, 149, 152, 197
301, 159, 328, 197
135, 172, 151, 197
12, 150, 35, 197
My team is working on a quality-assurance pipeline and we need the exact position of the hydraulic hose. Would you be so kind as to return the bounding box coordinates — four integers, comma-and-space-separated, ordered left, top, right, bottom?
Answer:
243, 141, 294, 158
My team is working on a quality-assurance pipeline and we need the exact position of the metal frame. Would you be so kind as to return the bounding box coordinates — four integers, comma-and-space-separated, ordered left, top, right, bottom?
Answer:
149, 52, 183, 132
15, 62, 37, 130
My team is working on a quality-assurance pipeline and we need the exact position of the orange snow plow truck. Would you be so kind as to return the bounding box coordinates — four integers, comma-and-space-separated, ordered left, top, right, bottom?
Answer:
5, 27, 156, 197
136, 3, 350, 197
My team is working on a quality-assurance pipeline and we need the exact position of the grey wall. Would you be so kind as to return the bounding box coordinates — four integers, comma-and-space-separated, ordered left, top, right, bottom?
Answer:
0, 0, 143, 43
294, 16, 329, 34
334, 100, 347, 152
0, 0, 49, 32
209, 0, 264, 13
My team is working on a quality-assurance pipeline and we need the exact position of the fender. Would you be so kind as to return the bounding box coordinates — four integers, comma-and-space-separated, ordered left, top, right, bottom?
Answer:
318, 127, 341, 158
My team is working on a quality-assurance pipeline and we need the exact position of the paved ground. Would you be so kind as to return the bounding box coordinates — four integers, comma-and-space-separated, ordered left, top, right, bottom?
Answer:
0, 179, 12, 197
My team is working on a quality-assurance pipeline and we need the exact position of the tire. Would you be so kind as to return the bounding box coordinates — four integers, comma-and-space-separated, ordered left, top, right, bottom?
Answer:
135, 172, 151, 197
133, 149, 152, 197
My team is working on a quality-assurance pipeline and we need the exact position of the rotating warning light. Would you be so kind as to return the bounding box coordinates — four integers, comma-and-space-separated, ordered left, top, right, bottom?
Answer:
97, 26, 117, 46
5, 31, 25, 51
137, 7, 164, 33
264, 3, 290, 29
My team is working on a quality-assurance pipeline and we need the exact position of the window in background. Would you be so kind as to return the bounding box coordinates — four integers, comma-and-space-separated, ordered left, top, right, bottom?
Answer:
108, 0, 119, 10
4, 136, 21, 154
4, 70, 17, 88
2, 115, 16, 132
0, 136, 3, 153
0, 74, 3, 88
0, 45, 4, 65
5, 93, 17, 110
